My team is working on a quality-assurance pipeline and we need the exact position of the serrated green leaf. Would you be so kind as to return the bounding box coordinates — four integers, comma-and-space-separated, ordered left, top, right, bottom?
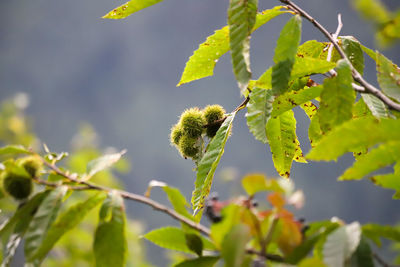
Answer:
340, 36, 365, 75
103, 0, 163, 19
93, 191, 127, 267
350, 237, 374, 267
307, 117, 400, 160
361, 94, 389, 119
319, 59, 355, 133
24, 186, 68, 263
376, 51, 400, 102
241, 173, 284, 195
177, 7, 287, 86
221, 224, 251, 267
272, 15, 302, 95
85, 150, 126, 180
272, 85, 322, 117
362, 224, 400, 247
192, 112, 236, 213
30, 192, 107, 263
143, 227, 214, 254
174, 256, 220, 267
370, 162, 400, 198
228, 0, 258, 92
339, 141, 400, 180
266, 110, 301, 177
0, 145, 30, 156
245, 88, 274, 143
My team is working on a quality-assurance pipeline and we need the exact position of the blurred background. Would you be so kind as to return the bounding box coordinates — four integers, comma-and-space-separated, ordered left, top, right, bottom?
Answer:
0, 0, 399, 265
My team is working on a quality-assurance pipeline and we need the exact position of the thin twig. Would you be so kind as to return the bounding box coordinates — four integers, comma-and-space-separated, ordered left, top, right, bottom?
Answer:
327, 13, 342, 63
40, 158, 211, 236
280, 0, 400, 111
373, 252, 399, 267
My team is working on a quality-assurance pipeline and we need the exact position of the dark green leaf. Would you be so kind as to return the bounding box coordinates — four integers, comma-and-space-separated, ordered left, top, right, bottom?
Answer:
24, 186, 68, 263
177, 7, 287, 86
350, 237, 374, 267
340, 36, 365, 75
307, 117, 400, 161
339, 141, 400, 180
192, 112, 236, 213
272, 15, 302, 95
174, 256, 220, 267
31, 192, 107, 262
86, 150, 126, 179
286, 234, 321, 264
221, 224, 251, 267
319, 59, 355, 133
376, 51, 400, 102
272, 85, 322, 117
103, 0, 163, 19
245, 88, 274, 143
228, 0, 258, 92
266, 110, 302, 177
185, 233, 203, 256
93, 191, 127, 267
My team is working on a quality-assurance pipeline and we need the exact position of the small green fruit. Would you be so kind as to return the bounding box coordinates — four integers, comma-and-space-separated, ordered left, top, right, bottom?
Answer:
170, 124, 183, 146
203, 105, 225, 138
3, 172, 33, 200
178, 135, 200, 158
18, 155, 42, 178
179, 108, 206, 138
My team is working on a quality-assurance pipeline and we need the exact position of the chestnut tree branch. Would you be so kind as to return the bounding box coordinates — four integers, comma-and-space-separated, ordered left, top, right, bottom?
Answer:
280, 0, 400, 111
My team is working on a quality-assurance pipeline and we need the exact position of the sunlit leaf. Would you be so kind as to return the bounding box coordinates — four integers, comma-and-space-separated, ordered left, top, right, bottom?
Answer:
376, 51, 400, 102
362, 223, 400, 247
174, 256, 220, 267
228, 0, 257, 92
85, 150, 126, 180
319, 60, 355, 133
0, 145, 30, 156
307, 117, 400, 160
30, 192, 107, 263
245, 88, 274, 143
143, 227, 214, 254
272, 15, 302, 95
241, 173, 283, 195
192, 112, 236, 213
177, 7, 287, 86
339, 141, 400, 180
297, 40, 326, 58
103, 0, 163, 19
266, 110, 301, 177
24, 186, 68, 264
93, 191, 127, 267
221, 224, 251, 267
370, 162, 400, 198
272, 85, 322, 117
